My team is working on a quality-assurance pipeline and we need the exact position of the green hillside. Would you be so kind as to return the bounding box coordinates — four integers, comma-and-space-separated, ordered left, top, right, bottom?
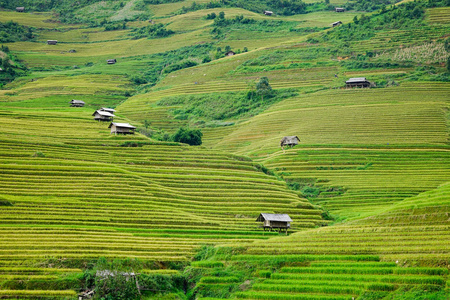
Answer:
0, 0, 449, 299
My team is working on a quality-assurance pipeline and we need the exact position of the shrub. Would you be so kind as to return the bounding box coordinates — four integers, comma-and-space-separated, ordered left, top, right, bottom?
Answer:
172, 127, 203, 146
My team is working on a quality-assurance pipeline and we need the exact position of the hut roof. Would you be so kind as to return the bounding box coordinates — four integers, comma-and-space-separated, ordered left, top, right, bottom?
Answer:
70, 100, 85, 104
108, 122, 136, 129
101, 107, 116, 113
346, 77, 368, 84
256, 213, 292, 222
264, 10, 273, 14
16, 7, 25, 11
332, 21, 342, 25
280, 136, 300, 145
93, 110, 115, 117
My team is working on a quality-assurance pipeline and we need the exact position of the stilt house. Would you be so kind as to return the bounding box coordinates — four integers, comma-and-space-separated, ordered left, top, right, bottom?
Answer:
280, 136, 300, 148
264, 10, 273, 16
93, 110, 115, 121
225, 51, 236, 57
345, 77, 371, 88
70, 100, 85, 107
107, 59, 117, 64
257, 213, 292, 232
100, 107, 116, 113
16, 7, 25, 12
335, 7, 345, 12
332, 21, 342, 27
109, 122, 136, 135
47, 40, 58, 45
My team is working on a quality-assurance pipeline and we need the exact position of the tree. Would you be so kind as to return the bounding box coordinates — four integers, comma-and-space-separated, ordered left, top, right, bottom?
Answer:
256, 76, 273, 102
172, 127, 203, 145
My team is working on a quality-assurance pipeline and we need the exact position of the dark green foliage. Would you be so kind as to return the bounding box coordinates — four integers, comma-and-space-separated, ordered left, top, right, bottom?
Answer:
344, 0, 402, 13
256, 76, 273, 99
163, 60, 197, 74
321, 1, 428, 44
130, 23, 175, 39
0, 45, 27, 87
172, 127, 203, 145
0, 197, 13, 206
144, 0, 184, 3
84, 257, 142, 300
220, 0, 307, 16
194, 245, 217, 261
206, 12, 217, 19
105, 22, 127, 31
0, 21, 33, 43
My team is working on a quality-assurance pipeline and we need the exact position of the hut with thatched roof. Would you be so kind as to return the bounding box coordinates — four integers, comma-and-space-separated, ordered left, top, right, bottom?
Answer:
280, 136, 300, 148
109, 122, 136, 135
256, 213, 292, 233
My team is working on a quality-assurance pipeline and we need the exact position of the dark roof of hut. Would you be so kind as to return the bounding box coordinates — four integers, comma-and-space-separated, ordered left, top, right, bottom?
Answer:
256, 213, 293, 222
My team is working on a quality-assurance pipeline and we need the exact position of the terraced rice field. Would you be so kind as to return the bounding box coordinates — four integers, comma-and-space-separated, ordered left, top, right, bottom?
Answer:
427, 7, 450, 24
0, 108, 325, 263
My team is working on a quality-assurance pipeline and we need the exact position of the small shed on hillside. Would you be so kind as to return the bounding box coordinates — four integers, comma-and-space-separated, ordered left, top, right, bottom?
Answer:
345, 77, 371, 88
335, 7, 345, 12
109, 122, 136, 135
107, 59, 117, 64
225, 51, 235, 57
93, 110, 115, 121
280, 136, 300, 148
47, 40, 58, 45
332, 21, 342, 27
101, 107, 116, 113
70, 100, 85, 107
16, 7, 25, 12
257, 213, 292, 233
264, 10, 273, 16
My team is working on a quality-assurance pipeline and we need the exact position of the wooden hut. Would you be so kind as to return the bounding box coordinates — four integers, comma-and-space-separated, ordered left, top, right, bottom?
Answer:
345, 77, 371, 88
280, 136, 300, 148
332, 21, 342, 27
47, 40, 58, 45
16, 7, 25, 12
109, 122, 136, 135
93, 110, 115, 121
100, 107, 116, 113
107, 59, 117, 64
335, 7, 345, 12
256, 213, 292, 233
70, 100, 85, 107
225, 51, 235, 57
264, 10, 273, 16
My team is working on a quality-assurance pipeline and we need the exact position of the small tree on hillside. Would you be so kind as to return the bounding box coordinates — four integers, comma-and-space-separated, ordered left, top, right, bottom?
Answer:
256, 76, 273, 102
172, 127, 203, 146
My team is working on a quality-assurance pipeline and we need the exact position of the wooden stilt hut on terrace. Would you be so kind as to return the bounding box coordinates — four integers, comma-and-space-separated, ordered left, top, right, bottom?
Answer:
47, 40, 58, 45
93, 110, 115, 121
109, 122, 136, 135
345, 77, 371, 88
70, 100, 85, 107
280, 136, 300, 148
16, 7, 25, 12
257, 213, 292, 234
100, 107, 116, 114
